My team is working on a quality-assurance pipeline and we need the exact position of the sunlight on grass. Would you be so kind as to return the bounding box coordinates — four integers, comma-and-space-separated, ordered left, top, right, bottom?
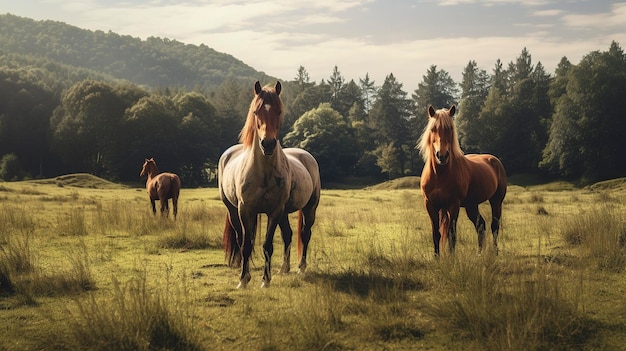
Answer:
0, 179, 625, 350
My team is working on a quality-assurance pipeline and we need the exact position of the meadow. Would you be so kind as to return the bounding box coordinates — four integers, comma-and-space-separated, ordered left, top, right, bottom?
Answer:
1, 174, 625, 350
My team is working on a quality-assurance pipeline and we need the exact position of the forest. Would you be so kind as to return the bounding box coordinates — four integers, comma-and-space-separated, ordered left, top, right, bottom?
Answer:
1, 13, 626, 186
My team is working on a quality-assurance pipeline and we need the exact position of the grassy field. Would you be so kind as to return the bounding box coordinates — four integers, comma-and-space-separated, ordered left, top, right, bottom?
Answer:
1, 173, 625, 350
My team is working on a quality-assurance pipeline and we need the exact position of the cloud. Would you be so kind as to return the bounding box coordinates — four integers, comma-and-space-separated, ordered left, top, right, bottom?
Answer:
435, 0, 549, 7
223, 28, 626, 92
531, 9, 564, 17
562, 2, 626, 28
7, 0, 626, 93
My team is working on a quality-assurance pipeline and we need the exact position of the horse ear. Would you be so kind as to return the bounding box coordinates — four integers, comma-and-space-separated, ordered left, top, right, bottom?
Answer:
254, 81, 262, 95
275, 81, 282, 96
449, 105, 456, 117
428, 105, 436, 118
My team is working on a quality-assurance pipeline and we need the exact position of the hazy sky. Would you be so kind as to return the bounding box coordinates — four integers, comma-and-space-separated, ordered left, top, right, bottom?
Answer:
4, 0, 626, 92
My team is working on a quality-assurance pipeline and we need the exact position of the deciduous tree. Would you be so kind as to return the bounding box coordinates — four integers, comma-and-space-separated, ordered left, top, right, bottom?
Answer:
283, 103, 358, 181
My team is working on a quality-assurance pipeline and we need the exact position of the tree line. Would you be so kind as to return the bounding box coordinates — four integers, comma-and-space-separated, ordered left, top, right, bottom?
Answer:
1, 29, 625, 185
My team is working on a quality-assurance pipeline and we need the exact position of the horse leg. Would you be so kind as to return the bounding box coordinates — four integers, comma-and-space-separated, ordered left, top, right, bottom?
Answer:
278, 213, 293, 274
160, 198, 168, 218
172, 196, 178, 220
237, 209, 256, 289
465, 204, 486, 252
425, 201, 441, 257
438, 210, 450, 254
261, 214, 281, 288
490, 200, 503, 254
447, 204, 461, 253
298, 205, 317, 274
449, 206, 461, 253
150, 199, 157, 216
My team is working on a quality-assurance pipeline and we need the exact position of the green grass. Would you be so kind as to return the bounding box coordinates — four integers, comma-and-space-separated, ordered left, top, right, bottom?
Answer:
0, 175, 625, 350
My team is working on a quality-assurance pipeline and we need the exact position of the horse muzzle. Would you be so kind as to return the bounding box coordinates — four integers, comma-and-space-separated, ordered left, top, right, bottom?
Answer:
260, 138, 277, 156
435, 150, 450, 165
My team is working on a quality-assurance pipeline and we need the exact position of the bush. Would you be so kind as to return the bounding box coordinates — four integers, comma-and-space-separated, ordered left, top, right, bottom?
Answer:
0, 153, 24, 181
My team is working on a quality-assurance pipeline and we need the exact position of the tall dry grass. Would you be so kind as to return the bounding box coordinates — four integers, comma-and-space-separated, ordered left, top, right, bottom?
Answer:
69, 268, 202, 351
426, 251, 590, 351
1, 181, 625, 350
559, 202, 626, 271
0, 204, 95, 307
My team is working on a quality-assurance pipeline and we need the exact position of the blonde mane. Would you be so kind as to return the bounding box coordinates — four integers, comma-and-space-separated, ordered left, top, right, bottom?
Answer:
239, 83, 284, 147
417, 106, 464, 162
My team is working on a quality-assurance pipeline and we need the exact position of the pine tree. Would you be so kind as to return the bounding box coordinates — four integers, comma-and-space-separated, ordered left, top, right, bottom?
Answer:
457, 60, 490, 153
369, 73, 412, 175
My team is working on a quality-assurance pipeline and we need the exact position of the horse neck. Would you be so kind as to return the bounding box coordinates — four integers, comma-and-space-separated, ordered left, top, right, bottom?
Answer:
247, 139, 287, 173
429, 152, 466, 176
146, 166, 160, 180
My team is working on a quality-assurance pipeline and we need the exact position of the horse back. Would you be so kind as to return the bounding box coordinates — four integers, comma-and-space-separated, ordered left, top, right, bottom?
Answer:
152, 172, 180, 199
218, 145, 244, 174
463, 154, 507, 205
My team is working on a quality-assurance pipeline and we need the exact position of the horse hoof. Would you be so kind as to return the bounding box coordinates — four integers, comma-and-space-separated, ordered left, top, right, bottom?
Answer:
260, 281, 270, 288
237, 274, 251, 289
280, 263, 290, 274
298, 265, 307, 275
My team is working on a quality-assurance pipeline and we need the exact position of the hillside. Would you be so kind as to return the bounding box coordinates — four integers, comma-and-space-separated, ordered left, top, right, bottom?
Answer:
27, 173, 128, 189
0, 13, 275, 91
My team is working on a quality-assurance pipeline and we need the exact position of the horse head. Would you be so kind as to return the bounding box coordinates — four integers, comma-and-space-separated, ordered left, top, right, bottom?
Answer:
426, 105, 457, 166
241, 81, 284, 156
140, 158, 158, 177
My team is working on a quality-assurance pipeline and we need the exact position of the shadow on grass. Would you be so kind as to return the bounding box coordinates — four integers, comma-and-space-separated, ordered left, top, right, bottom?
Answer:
305, 269, 424, 299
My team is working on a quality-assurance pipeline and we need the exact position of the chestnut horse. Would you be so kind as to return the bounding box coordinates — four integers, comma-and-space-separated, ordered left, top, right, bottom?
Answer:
219, 81, 321, 289
140, 158, 181, 219
418, 105, 507, 256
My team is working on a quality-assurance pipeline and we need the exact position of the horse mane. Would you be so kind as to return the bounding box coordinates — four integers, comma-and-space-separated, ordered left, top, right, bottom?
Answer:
417, 106, 464, 162
239, 83, 284, 147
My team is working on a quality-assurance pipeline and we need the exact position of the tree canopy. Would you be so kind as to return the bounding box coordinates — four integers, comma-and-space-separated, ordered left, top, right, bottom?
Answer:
1, 14, 625, 186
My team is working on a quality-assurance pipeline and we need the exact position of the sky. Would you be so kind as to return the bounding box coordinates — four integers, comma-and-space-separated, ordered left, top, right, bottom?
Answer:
3, 0, 626, 92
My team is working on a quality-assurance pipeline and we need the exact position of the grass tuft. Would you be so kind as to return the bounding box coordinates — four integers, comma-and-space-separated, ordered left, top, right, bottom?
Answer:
559, 204, 626, 271
69, 270, 202, 351
427, 252, 593, 350
156, 220, 218, 250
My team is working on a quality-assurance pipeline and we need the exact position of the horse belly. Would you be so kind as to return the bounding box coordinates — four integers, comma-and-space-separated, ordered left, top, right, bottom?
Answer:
463, 156, 499, 205
286, 160, 314, 212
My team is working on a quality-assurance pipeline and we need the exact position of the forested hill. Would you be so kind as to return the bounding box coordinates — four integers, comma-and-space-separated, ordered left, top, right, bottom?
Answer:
0, 13, 273, 90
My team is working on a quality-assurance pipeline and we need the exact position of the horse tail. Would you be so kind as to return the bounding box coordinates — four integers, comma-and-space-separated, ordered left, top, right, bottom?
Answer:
171, 174, 181, 219
170, 174, 181, 198
297, 210, 304, 256
223, 214, 237, 266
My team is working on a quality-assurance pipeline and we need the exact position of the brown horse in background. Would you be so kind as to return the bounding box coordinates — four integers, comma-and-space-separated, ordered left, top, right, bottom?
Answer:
140, 158, 181, 219
219, 81, 321, 289
417, 105, 507, 256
